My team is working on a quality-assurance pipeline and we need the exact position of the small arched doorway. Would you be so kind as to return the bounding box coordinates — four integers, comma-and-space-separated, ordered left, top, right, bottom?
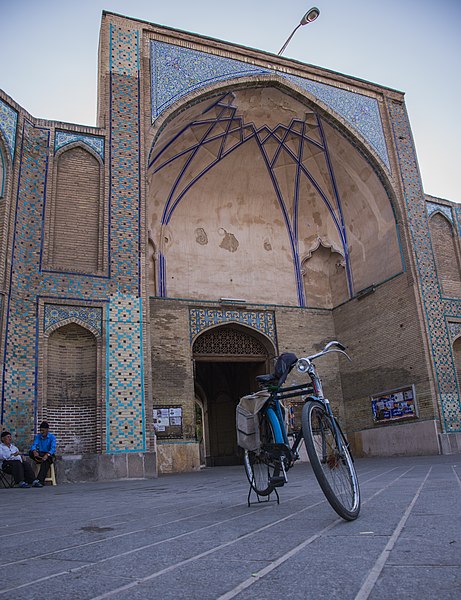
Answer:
192, 324, 275, 466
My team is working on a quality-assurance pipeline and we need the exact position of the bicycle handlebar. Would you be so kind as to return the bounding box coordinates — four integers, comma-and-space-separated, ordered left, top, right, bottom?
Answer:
296, 340, 351, 373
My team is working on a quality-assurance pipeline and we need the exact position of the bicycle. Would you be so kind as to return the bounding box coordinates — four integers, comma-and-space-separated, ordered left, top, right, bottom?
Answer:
239, 340, 361, 521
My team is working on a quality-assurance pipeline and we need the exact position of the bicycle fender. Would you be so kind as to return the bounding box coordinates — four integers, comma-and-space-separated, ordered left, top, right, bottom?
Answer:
266, 407, 285, 444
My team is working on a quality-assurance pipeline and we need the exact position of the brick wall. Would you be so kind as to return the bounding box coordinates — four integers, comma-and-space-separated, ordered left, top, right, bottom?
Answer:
149, 299, 196, 442
332, 273, 435, 433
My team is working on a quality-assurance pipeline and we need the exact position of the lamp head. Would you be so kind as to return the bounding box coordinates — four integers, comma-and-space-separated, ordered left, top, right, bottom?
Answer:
300, 7, 320, 26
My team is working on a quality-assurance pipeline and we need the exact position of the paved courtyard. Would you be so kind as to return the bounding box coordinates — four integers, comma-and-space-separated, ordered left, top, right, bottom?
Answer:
1, 454, 460, 599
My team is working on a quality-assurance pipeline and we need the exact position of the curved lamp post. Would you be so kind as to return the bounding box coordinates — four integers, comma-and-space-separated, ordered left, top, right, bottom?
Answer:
277, 7, 320, 56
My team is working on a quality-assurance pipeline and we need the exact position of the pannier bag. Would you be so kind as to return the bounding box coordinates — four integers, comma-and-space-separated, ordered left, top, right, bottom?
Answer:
236, 390, 270, 451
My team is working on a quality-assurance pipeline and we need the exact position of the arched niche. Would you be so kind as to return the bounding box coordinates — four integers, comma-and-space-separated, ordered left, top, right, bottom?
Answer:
301, 240, 348, 308
45, 142, 104, 274
45, 322, 99, 454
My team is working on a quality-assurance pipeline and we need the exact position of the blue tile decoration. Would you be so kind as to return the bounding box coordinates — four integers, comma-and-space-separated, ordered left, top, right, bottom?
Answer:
105, 294, 145, 452
1, 121, 50, 443
150, 41, 389, 168
44, 304, 103, 336
426, 201, 453, 224
151, 41, 270, 117
389, 100, 461, 432
447, 321, 461, 342
106, 24, 145, 452
283, 74, 389, 169
54, 131, 105, 160
0, 98, 18, 159
189, 307, 276, 346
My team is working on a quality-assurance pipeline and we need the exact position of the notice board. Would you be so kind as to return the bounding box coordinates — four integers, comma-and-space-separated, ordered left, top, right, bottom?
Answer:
153, 406, 183, 439
371, 385, 418, 423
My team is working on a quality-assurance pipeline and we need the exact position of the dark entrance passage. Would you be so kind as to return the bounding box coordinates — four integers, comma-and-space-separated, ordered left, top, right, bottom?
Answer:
195, 360, 266, 466
192, 323, 275, 467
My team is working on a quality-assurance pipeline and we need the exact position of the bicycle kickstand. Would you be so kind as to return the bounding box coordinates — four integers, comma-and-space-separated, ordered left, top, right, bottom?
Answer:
247, 484, 280, 507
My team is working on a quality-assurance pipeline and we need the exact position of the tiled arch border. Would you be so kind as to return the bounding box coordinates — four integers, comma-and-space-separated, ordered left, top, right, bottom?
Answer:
189, 307, 277, 349
44, 304, 103, 337
150, 40, 390, 169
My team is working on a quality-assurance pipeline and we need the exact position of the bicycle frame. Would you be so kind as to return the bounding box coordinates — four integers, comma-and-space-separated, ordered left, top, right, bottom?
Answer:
260, 342, 352, 475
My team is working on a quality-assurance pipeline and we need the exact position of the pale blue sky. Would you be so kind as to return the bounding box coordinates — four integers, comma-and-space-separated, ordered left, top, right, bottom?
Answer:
1, 0, 460, 202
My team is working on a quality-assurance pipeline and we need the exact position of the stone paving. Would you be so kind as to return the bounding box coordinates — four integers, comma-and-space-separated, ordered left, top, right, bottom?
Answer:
0, 454, 460, 599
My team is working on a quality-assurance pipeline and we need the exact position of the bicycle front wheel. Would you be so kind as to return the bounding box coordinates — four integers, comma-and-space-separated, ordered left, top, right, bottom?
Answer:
302, 400, 360, 520
243, 412, 280, 496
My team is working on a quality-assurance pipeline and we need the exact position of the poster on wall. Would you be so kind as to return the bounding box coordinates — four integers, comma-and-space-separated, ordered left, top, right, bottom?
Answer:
153, 406, 183, 438
371, 385, 418, 423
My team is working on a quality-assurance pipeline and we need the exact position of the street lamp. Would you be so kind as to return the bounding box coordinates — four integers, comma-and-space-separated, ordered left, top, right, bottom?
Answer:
277, 7, 320, 56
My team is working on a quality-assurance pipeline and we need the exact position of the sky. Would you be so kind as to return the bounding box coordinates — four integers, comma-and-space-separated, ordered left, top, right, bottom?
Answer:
1, 0, 460, 202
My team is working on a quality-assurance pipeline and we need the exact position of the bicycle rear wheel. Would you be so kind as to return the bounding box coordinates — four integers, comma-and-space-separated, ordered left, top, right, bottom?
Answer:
243, 412, 280, 496
302, 400, 360, 520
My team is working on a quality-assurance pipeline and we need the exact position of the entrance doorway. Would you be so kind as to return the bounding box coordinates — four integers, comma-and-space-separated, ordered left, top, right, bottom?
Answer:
192, 324, 275, 466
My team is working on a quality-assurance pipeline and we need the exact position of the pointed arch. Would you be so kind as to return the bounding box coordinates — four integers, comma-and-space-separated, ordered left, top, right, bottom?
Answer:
147, 80, 402, 306
301, 241, 348, 308
44, 141, 105, 274
45, 322, 100, 454
429, 211, 461, 297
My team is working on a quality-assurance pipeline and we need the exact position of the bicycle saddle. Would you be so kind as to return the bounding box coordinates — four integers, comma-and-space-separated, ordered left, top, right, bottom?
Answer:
256, 352, 298, 387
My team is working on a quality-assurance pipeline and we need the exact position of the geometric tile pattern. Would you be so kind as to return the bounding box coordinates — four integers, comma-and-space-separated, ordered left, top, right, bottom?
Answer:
109, 24, 141, 293
105, 294, 145, 452
1, 122, 50, 443
54, 131, 105, 160
189, 307, 276, 346
389, 100, 461, 432
107, 24, 145, 452
284, 74, 389, 169
426, 201, 453, 224
150, 41, 390, 169
151, 41, 270, 118
1, 25, 147, 453
0, 97, 18, 159
448, 321, 461, 342
44, 304, 103, 336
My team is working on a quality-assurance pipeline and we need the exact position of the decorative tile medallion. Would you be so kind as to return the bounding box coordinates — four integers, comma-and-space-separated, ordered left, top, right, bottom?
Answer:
447, 321, 461, 342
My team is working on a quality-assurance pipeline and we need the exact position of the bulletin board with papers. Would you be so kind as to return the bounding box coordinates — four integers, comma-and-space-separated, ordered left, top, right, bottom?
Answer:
153, 406, 183, 439
371, 385, 418, 423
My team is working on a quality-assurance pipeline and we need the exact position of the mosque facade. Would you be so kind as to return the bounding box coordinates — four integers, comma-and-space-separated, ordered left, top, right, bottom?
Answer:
0, 11, 460, 479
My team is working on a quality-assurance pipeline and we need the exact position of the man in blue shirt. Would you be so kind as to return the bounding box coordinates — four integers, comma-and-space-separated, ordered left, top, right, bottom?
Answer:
29, 421, 57, 485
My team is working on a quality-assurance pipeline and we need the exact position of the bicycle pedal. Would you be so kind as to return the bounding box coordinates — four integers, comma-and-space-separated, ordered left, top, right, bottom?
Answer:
269, 476, 286, 487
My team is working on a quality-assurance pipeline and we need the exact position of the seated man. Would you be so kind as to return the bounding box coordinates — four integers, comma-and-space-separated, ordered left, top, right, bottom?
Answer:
0, 431, 41, 488
29, 421, 56, 486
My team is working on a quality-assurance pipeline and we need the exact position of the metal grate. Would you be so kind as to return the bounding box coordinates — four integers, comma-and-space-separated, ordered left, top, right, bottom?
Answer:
193, 327, 267, 356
